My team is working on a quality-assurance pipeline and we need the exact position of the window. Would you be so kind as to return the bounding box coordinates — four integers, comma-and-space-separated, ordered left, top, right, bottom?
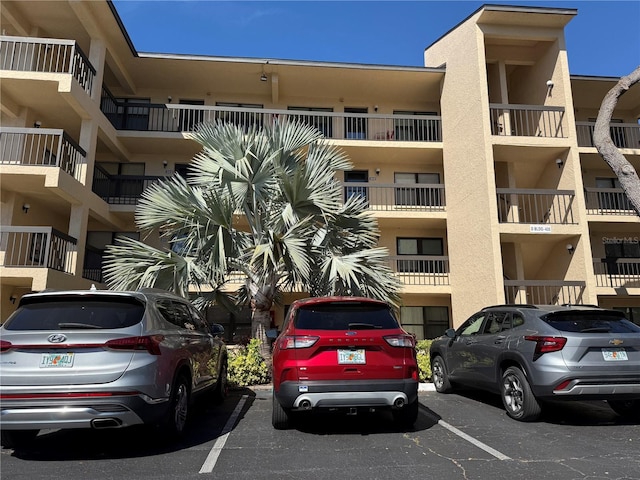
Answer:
83, 231, 140, 282
397, 237, 444, 273
400, 306, 449, 340
457, 314, 485, 336
482, 312, 509, 334
394, 173, 442, 207
110, 98, 150, 131
288, 106, 333, 137
216, 102, 263, 131
394, 111, 440, 141
344, 107, 367, 139
344, 170, 368, 203
604, 238, 640, 275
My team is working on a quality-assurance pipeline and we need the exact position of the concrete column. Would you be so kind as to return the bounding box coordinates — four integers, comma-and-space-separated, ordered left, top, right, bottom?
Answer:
68, 204, 88, 277
88, 38, 106, 103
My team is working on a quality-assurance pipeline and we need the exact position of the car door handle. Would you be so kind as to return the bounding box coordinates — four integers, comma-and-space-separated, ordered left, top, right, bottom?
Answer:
494, 336, 506, 344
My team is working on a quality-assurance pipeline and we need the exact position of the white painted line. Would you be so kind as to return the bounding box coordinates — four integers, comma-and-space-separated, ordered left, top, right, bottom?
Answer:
436, 419, 511, 461
199, 394, 248, 474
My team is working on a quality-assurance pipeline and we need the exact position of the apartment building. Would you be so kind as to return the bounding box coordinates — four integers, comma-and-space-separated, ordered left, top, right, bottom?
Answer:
1, 1, 639, 340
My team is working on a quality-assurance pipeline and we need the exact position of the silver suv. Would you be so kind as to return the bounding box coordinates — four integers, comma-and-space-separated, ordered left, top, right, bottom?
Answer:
0, 288, 227, 448
429, 304, 640, 421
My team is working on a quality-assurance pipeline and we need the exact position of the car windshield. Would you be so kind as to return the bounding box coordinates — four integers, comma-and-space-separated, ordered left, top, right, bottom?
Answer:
295, 302, 398, 330
541, 311, 640, 333
4, 298, 145, 331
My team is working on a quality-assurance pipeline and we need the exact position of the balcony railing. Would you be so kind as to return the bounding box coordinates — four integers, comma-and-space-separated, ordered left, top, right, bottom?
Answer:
593, 258, 640, 288
576, 122, 640, 149
504, 280, 586, 305
0, 127, 85, 181
1, 36, 95, 94
100, 89, 442, 143
496, 189, 576, 224
342, 183, 445, 211
490, 104, 566, 138
92, 165, 163, 205
585, 187, 635, 216
385, 256, 450, 286
0, 226, 77, 274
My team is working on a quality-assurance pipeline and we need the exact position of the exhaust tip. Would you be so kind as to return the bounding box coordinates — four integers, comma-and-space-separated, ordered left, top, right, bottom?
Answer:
393, 397, 405, 409
91, 418, 122, 429
299, 399, 312, 410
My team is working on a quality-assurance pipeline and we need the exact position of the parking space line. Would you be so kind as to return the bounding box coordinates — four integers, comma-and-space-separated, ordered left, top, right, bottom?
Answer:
421, 409, 511, 460
199, 394, 248, 474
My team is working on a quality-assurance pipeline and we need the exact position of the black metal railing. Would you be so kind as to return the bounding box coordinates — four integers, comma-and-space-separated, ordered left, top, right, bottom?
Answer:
92, 165, 163, 205
0, 226, 77, 274
490, 104, 566, 138
576, 122, 640, 149
504, 280, 586, 305
584, 187, 635, 215
593, 259, 640, 288
496, 189, 576, 224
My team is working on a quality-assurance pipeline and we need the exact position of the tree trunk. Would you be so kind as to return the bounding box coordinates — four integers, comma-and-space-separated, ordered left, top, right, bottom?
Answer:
593, 66, 640, 217
250, 286, 274, 375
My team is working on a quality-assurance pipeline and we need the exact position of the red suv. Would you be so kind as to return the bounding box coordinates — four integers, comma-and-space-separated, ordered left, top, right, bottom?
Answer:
271, 297, 419, 429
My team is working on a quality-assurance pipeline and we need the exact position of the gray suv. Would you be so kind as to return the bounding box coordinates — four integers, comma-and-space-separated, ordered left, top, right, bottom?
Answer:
0, 288, 227, 448
429, 304, 640, 421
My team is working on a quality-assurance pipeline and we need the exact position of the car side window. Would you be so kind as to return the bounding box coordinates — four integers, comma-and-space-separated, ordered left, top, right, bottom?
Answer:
458, 314, 485, 336
512, 313, 525, 328
483, 312, 509, 334
187, 304, 209, 333
172, 302, 197, 331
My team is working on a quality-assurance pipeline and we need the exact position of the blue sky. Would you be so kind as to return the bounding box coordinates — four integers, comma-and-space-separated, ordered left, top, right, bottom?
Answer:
112, 1, 639, 77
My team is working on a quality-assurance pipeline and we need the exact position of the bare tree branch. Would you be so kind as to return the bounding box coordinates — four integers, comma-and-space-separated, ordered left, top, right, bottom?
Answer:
593, 66, 640, 216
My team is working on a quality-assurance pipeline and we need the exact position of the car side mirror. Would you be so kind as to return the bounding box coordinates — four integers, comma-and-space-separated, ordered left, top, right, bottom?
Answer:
210, 323, 225, 337
445, 328, 457, 338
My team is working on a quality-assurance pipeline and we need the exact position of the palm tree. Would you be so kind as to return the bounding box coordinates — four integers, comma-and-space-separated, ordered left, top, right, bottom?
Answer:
103, 119, 401, 365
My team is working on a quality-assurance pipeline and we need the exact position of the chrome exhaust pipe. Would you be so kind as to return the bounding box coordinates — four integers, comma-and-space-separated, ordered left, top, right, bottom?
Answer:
394, 397, 405, 409
91, 418, 122, 429
299, 399, 312, 410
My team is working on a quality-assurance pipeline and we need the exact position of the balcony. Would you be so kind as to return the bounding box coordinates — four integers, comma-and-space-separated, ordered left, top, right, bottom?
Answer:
343, 183, 445, 212
386, 256, 450, 286
496, 189, 576, 225
593, 258, 640, 288
585, 187, 635, 216
576, 122, 640, 149
0, 127, 85, 181
0, 36, 95, 94
504, 280, 586, 305
100, 89, 442, 143
0, 226, 77, 274
92, 165, 163, 205
490, 104, 566, 138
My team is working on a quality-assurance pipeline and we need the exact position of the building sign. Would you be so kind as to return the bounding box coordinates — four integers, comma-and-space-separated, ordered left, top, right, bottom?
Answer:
530, 225, 552, 233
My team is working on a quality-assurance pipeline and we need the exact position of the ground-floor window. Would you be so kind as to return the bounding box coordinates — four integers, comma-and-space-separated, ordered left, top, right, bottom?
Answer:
400, 306, 449, 340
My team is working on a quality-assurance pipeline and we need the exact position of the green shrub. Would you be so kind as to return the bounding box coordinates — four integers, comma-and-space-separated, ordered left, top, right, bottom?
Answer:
228, 339, 271, 387
416, 339, 433, 382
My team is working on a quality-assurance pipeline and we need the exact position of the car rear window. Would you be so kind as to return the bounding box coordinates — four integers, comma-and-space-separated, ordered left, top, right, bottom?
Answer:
542, 310, 640, 333
295, 302, 399, 330
3, 298, 145, 331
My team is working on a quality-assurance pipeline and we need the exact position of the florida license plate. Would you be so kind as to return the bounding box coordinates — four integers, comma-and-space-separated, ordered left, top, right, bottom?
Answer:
40, 352, 74, 368
338, 349, 366, 364
602, 348, 627, 361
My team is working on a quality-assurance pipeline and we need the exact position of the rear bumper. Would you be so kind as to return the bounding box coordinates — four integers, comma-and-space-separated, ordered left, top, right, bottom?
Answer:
532, 375, 640, 401
275, 379, 418, 410
0, 393, 170, 431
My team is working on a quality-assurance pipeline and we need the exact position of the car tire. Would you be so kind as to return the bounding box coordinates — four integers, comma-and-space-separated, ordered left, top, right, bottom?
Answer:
161, 374, 190, 438
0, 430, 39, 449
213, 359, 228, 404
431, 355, 453, 393
608, 399, 640, 420
271, 390, 291, 430
392, 398, 419, 427
500, 366, 541, 422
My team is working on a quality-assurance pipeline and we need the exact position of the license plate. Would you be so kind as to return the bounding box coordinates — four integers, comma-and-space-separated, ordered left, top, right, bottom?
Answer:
338, 349, 365, 365
602, 348, 628, 361
40, 353, 74, 368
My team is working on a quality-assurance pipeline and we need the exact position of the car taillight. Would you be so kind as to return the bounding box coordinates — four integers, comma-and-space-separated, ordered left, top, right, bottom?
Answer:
525, 335, 567, 359
278, 335, 319, 349
0, 340, 12, 352
384, 334, 415, 348
105, 335, 164, 355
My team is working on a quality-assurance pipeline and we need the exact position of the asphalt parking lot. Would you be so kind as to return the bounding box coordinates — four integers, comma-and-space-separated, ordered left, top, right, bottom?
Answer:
1, 387, 639, 480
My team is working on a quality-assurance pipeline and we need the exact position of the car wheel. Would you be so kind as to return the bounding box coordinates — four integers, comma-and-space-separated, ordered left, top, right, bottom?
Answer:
392, 398, 419, 427
501, 366, 541, 421
0, 430, 39, 449
213, 359, 228, 404
271, 389, 291, 430
162, 374, 190, 438
608, 399, 640, 420
431, 355, 453, 393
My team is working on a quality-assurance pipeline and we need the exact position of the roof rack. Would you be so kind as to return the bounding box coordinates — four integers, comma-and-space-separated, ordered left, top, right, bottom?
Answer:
481, 304, 539, 310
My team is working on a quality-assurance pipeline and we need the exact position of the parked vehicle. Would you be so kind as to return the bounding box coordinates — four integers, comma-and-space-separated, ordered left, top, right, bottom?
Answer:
430, 304, 640, 421
0, 287, 227, 448
271, 296, 419, 429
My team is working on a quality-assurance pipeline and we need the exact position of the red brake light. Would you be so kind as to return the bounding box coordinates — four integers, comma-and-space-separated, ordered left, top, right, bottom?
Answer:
384, 334, 415, 348
0, 340, 12, 352
278, 335, 319, 349
525, 335, 567, 359
105, 335, 164, 355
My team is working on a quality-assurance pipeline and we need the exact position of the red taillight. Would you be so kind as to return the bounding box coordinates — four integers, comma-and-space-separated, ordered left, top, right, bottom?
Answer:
384, 334, 415, 348
0, 340, 12, 352
278, 335, 319, 349
105, 335, 164, 355
525, 335, 567, 358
